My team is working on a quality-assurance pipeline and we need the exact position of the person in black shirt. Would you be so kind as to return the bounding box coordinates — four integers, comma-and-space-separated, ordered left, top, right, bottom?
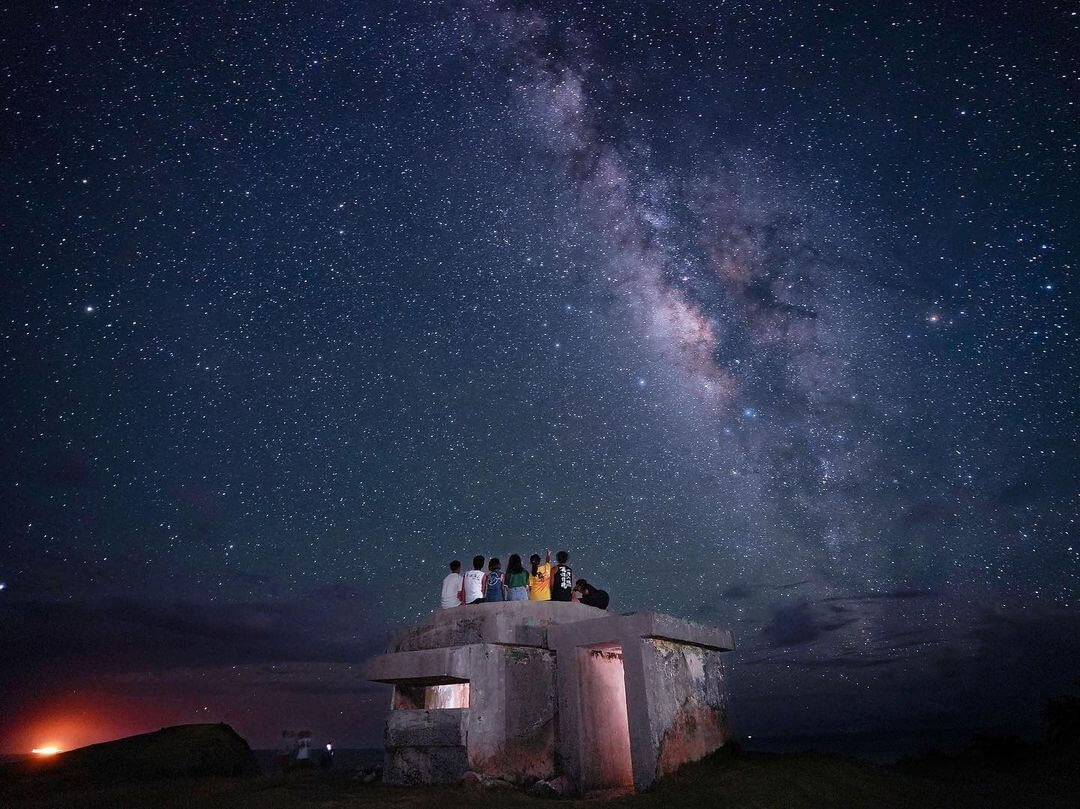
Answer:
574, 579, 609, 610
550, 550, 574, 602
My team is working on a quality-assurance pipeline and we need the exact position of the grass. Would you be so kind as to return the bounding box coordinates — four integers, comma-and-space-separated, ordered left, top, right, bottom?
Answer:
2, 746, 1076, 809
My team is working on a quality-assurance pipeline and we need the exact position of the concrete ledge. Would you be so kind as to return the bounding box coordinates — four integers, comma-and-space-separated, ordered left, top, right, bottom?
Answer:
392, 601, 609, 652
548, 611, 735, 652
367, 647, 470, 684
634, 611, 735, 651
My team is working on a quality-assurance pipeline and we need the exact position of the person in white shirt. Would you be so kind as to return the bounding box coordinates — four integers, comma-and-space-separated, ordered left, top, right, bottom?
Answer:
440, 560, 464, 609
462, 555, 486, 604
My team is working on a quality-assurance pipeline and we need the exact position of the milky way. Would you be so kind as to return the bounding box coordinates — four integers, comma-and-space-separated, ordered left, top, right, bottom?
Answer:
1, 1, 1076, 752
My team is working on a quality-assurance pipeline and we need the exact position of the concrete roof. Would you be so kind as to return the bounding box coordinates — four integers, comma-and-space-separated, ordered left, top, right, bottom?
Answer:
389, 601, 610, 652
548, 611, 735, 652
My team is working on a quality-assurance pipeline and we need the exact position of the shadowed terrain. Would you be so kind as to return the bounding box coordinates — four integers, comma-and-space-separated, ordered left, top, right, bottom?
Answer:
2, 741, 1076, 809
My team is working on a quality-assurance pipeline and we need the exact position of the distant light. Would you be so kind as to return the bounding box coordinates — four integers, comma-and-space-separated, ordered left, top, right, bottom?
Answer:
85, 305, 95, 313
32, 746, 61, 756
0, 582, 6, 590
326, 743, 333, 751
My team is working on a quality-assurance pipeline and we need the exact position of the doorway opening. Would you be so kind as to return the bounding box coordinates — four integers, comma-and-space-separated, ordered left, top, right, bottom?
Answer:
577, 643, 633, 791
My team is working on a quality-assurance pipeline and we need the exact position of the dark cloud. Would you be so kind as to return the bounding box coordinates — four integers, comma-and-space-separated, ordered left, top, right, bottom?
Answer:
722, 583, 756, 600
745, 655, 899, 670
820, 590, 934, 603
760, 600, 860, 648
0, 596, 385, 703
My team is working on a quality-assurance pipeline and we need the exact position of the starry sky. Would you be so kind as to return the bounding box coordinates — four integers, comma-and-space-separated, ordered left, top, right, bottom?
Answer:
1, 1, 1077, 754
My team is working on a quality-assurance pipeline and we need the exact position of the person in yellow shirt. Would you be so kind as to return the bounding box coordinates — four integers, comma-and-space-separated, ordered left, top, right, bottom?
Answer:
528, 550, 552, 601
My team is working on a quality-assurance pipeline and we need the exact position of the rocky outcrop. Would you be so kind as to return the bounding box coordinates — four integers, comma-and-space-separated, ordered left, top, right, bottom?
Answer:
30, 723, 259, 784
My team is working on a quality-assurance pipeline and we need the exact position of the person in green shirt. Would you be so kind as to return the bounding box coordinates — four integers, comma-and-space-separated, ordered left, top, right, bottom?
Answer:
505, 553, 530, 601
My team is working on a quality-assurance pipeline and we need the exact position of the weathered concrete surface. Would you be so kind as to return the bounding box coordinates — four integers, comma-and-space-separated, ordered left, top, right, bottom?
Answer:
385, 745, 469, 785
549, 610, 735, 792
547, 611, 734, 653
368, 602, 734, 793
385, 709, 467, 748
643, 638, 734, 779
383, 709, 469, 784
372, 641, 559, 784
461, 643, 557, 781
368, 646, 471, 685
390, 600, 608, 652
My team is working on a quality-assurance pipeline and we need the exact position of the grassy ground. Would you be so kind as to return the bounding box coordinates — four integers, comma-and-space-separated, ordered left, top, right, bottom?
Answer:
1, 747, 1076, 809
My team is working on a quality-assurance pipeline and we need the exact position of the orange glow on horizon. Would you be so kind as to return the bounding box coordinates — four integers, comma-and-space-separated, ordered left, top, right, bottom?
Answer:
7, 700, 141, 756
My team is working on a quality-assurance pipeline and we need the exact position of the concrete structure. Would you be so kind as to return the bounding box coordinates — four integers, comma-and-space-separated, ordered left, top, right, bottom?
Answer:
366, 601, 734, 794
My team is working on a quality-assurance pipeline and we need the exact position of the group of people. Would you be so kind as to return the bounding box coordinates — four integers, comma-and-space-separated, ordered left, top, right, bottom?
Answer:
439, 550, 609, 610
276, 730, 333, 773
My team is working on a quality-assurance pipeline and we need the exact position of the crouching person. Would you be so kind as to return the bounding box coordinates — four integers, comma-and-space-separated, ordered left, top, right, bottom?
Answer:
574, 579, 609, 609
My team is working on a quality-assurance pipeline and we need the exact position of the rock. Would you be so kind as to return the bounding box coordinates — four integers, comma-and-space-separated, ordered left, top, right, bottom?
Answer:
354, 762, 382, 784
462, 771, 517, 791
26, 723, 259, 784
527, 779, 558, 798
527, 775, 576, 798
481, 775, 516, 790
549, 774, 575, 796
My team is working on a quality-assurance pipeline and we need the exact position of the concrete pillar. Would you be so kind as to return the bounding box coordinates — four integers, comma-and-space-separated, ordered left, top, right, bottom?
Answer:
553, 639, 584, 786
621, 634, 661, 792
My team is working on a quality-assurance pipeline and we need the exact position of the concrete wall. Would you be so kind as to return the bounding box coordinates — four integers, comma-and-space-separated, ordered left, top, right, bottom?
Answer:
577, 647, 633, 791
464, 644, 558, 782
383, 708, 468, 784
376, 642, 559, 785
640, 638, 734, 779
547, 611, 735, 792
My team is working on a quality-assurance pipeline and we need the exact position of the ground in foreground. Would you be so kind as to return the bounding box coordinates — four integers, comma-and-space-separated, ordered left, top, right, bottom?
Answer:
1, 745, 1076, 809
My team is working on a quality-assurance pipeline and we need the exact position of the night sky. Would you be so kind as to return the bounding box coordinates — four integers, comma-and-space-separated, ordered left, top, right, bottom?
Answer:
2, 1, 1077, 754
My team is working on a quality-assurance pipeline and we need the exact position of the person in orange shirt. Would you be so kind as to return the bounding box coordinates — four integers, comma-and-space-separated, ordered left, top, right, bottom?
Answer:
528, 550, 552, 601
